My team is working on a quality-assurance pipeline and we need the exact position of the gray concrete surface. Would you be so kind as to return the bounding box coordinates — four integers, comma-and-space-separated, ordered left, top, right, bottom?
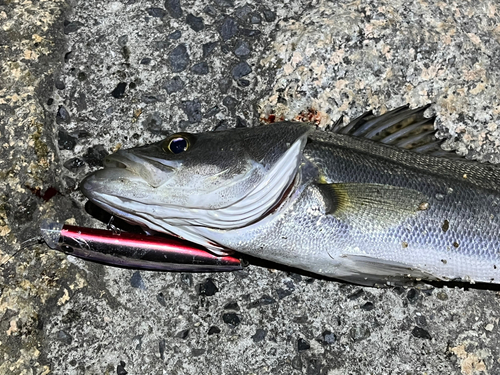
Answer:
1, 0, 500, 374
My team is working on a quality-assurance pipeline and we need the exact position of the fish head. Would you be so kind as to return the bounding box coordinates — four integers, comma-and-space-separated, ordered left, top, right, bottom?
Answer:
81, 123, 312, 251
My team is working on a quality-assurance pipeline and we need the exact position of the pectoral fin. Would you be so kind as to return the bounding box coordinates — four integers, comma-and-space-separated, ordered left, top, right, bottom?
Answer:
318, 183, 428, 230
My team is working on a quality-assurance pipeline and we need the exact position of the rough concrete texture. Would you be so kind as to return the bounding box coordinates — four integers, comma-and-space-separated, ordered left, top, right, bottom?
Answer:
1, 0, 500, 374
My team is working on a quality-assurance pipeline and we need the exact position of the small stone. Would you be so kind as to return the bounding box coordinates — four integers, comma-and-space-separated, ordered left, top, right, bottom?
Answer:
347, 289, 364, 300
219, 18, 239, 41
222, 96, 238, 113
234, 5, 252, 20
222, 312, 241, 327
141, 95, 163, 104
111, 82, 127, 99
361, 302, 375, 311
415, 315, 427, 327
117, 35, 128, 47
198, 278, 218, 296
58, 130, 76, 150
191, 61, 209, 75
407, 288, 420, 303
181, 100, 202, 123
159, 339, 165, 360
436, 291, 448, 301
47, 98, 53, 105
117, 361, 128, 375
56, 330, 73, 344
146, 7, 167, 18
169, 44, 190, 73
168, 30, 181, 39
291, 356, 302, 370
56, 106, 71, 124
247, 294, 276, 309
411, 326, 432, 340
55, 79, 65, 90
176, 329, 190, 339
321, 330, 336, 345
192, 348, 205, 357
236, 116, 247, 128
186, 13, 204, 32
143, 112, 163, 133
140, 57, 151, 65
232, 61, 252, 80
249, 12, 261, 24
204, 106, 220, 118
180, 273, 193, 287
208, 326, 221, 335
164, 0, 182, 18
203, 5, 217, 17
154, 40, 169, 49
130, 271, 146, 290
240, 29, 260, 37
64, 20, 84, 34
63, 157, 85, 171
163, 76, 185, 94
156, 293, 167, 307
202, 41, 218, 58
234, 40, 251, 58
350, 325, 370, 341
82, 145, 108, 167
276, 288, 292, 299
64, 51, 73, 62
252, 329, 267, 343
485, 323, 494, 331
297, 338, 310, 351
224, 301, 239, 310
218, 77, 232, 94
77, 72, 86, 81
262, 8, 276, 22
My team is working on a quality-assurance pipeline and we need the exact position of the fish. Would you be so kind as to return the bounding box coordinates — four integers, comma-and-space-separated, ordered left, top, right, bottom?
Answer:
80, 105, 500, 286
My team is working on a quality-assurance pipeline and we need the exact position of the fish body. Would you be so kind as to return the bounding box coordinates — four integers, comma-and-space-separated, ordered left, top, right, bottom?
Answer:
81, 106, 500, 285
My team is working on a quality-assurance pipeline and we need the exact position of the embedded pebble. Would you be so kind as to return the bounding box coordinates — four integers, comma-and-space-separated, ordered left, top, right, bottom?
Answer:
146, 7, 166, 18
191, 61, 209, 75
219, 18, 239, 41
181, 100, 202, 123
58, 130, 76, 150
234, 40, 251, 58
222, 313, 241, 327
202, 41, 218, 58
169, 44, 190, 73
164, 0, 182, 18
297, 338, 310, 351
186, 13, 204, 32
198, 278, 218, 296
232, 61, 252, 80
163, 76, 185, 94
56, 106, 71, 124
411, 327, 432, 340
111, 82, 127, 98
130, 271, 146, 290
168, 30, 181, 39
252, 329, 267, 343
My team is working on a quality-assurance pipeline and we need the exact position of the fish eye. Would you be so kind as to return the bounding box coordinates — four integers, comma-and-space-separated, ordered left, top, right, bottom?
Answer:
163, 134, 190, 154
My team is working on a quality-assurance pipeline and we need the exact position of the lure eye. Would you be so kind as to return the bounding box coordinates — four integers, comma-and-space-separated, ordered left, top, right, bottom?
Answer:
163, 135, 190, 154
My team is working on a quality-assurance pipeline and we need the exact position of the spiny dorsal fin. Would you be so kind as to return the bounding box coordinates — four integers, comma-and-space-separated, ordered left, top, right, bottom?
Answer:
318, 182, 428, 231
329, 105, 459, 158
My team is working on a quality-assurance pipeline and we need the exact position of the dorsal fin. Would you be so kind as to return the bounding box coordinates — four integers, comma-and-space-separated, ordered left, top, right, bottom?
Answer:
329, 105, 459, 158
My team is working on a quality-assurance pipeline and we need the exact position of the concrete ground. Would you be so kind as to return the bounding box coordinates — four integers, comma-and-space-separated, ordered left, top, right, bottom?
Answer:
1, 0, 500, 374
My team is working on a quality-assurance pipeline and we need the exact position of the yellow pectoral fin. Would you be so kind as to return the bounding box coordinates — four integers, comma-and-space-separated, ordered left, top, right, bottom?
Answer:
318, 182, 428, 230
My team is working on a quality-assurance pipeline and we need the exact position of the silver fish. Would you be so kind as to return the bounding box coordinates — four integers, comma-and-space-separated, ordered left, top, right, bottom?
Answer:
81, 106, 500, 286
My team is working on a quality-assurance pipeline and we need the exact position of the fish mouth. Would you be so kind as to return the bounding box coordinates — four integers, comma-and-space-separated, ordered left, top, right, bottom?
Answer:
99, 150, 180, 188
